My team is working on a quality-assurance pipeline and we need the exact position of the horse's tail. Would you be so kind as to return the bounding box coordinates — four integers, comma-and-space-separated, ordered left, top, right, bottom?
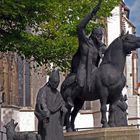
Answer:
61, 73, 76, 95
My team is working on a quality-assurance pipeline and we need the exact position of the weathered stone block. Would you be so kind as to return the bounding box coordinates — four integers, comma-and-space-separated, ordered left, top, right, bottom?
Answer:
64, 127, 140, 140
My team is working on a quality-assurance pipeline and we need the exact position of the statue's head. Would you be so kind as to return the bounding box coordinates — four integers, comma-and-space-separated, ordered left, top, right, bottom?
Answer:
90, 26, 103, 43
48, 69, 60, 89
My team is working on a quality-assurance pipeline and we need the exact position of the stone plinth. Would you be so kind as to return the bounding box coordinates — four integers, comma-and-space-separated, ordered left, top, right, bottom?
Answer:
64, 127, 140, 140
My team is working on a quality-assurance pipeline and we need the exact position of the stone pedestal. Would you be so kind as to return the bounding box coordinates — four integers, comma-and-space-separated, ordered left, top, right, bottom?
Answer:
64, 127, 140, 140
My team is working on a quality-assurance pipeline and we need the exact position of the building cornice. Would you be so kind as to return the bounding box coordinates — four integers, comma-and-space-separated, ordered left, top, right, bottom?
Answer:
123, 15, 135, 29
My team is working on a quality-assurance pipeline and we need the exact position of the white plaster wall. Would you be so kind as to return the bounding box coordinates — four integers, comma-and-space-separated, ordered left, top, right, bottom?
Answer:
107, 6, 121, 45
126, 54, 133, 93
75, 113, 93, 129
19, 111, 35, 131
124, 19, 133, 34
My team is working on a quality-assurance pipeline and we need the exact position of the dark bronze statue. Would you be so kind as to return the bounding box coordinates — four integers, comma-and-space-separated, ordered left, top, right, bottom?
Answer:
61, 28, 140, 131
4, 119, 41, 140
66, 0, 106, 107
109, 94, 128, 127
35, 69, 67, 140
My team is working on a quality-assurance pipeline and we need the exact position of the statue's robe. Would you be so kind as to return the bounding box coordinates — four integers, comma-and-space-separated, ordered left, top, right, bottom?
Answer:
113, 100, 128, 127
35, 84, 65, 140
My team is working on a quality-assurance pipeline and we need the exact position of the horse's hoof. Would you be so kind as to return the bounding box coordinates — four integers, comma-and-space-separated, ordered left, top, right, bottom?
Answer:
66, 128, 73, 132
72, 128, 76, 131
102, 124, 109, 128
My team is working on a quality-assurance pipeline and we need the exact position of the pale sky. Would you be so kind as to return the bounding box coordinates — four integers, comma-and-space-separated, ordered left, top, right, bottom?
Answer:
125, 0, 140, 35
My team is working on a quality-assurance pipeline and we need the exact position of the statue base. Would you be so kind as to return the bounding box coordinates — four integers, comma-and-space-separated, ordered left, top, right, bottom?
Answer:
64, 127, 140, 140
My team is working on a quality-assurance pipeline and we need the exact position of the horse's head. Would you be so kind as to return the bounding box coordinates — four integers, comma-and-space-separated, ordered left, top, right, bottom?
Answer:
101, 33, 140, 69
121, 33, 140, 54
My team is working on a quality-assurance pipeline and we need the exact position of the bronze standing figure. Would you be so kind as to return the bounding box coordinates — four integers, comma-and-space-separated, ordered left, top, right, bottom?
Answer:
35, 69, 67, 140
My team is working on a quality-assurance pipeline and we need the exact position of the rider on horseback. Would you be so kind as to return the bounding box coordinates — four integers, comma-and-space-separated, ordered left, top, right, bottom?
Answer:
64, 0, 106, 107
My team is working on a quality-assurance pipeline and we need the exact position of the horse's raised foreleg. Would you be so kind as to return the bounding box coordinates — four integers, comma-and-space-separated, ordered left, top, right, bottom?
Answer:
71, 98, 84, 131
100, 89, 109, 128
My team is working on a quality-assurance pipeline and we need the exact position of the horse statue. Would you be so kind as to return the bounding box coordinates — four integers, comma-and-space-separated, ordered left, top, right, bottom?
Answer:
61, 33, 140, 131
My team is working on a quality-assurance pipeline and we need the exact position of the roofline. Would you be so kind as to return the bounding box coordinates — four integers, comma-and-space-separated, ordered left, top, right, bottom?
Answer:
123, 15, 135, 29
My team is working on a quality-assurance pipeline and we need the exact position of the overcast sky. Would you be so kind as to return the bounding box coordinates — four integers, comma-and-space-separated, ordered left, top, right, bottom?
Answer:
125, 0, 140, 82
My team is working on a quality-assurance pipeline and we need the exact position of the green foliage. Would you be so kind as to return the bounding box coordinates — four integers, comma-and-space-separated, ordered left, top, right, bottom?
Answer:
0, 0, 121, 71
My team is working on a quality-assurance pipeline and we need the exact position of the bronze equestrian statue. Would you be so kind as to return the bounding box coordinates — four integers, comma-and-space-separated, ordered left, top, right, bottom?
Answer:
61, 32, 140, 131
61, 1, 140, 130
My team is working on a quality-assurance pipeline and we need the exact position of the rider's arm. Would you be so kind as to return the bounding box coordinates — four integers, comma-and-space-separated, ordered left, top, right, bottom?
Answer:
99, 43, 106, 57
77, 0, 102, 41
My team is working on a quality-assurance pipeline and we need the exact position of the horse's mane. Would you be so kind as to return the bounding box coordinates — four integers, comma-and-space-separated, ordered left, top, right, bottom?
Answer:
101, 36, 123, 65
